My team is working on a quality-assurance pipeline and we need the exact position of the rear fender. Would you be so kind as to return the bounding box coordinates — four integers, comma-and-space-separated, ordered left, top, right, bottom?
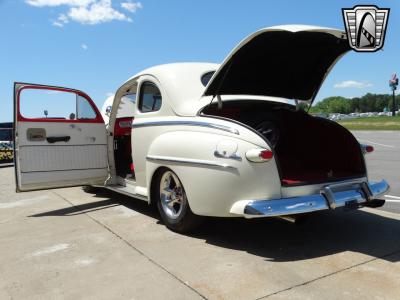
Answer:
145, 130, 281, 217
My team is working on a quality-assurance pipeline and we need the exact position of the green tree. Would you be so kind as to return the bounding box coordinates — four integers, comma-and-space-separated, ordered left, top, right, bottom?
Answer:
312, 93, 397, 114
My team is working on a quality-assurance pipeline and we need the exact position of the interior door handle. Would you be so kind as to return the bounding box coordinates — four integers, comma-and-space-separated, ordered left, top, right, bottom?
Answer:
46, 136, 71, 143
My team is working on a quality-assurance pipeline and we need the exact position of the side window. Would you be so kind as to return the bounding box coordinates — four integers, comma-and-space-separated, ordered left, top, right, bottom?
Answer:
201, 71, 215, 87
138, 82, 162, 113
77, 95, 97, 119
19, 88, 99, 122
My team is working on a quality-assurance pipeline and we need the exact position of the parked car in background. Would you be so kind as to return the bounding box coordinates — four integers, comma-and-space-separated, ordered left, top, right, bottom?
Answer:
13, 25, 389, 232
0, 122, 13, 166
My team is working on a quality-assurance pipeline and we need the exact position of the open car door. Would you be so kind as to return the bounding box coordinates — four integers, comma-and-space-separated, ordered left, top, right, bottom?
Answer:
14, 83, 109, 192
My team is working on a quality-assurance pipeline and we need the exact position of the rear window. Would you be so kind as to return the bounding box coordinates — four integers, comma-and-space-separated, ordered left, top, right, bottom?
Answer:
138, 82, 162, 113
201, 72, 215, 87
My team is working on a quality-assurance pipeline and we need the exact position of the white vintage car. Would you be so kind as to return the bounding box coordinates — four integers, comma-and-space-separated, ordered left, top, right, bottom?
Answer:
14, 25, 389, 232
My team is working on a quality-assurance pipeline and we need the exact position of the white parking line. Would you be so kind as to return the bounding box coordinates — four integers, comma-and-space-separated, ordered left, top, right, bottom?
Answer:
385, 195, 400, 200
0, 195, 49, 209
31, 243, 70, 257
384, 195, 400, 203
357, 139, 396, 148
385, 200, 400, 203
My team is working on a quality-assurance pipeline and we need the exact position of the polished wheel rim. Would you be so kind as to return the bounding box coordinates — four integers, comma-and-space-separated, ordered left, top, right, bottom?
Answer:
160, 171, 185, 219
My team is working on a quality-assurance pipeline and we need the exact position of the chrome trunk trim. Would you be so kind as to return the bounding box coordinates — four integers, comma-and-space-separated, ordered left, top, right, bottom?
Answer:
132, 120, 240, 135
243, 180, 389, 218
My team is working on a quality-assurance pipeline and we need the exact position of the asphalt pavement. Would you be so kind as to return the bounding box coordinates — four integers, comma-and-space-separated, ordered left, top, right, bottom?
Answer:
352, 131, 400, 214
0, 130, 399, 299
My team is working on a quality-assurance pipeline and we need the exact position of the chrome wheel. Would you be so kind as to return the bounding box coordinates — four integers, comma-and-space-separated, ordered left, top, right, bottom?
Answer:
159, 171, 186, 220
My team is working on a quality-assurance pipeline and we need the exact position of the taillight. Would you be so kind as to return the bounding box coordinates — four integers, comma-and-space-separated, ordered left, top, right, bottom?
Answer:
361, 144, 374, 154
366, 145, 374, 153
246, 149, 274, 162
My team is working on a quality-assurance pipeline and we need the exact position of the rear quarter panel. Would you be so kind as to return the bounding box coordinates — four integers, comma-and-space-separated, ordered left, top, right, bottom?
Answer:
145, 130, 282, 217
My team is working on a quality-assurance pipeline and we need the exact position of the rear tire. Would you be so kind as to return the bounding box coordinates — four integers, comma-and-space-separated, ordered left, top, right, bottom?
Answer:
154, 168, 203, 233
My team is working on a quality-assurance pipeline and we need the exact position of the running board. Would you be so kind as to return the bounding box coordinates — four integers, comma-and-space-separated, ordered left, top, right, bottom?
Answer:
105, 184, 148, 202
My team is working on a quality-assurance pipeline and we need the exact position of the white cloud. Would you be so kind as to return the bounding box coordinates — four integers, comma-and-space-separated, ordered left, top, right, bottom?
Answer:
121, 1, 142, 13
26, 0, 95, 7
334, 80, 373, 89
25, 0, 141, 26
68, 0, 131, 25
53, 21, 63, 27
81, 43, 88, 50
52, 13, 69, 27
58, 13, 69, 22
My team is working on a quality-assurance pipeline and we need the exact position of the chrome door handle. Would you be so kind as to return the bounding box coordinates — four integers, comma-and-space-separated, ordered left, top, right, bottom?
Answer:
46, 136, 71, 143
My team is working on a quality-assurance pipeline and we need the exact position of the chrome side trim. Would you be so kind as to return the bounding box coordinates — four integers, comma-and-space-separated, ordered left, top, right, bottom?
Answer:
146, 155, 236, 170
242, 180, 389, 218
213, 150, 242, 161
132, 120, 240, 135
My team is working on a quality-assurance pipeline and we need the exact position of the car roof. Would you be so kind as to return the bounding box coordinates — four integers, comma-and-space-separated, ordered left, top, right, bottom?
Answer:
123, 62, 219, 115
120, 25, 345, 115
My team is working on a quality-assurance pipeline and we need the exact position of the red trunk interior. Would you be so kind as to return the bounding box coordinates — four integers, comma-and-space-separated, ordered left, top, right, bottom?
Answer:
114, 117, 135, 179
275, 108, 365, 185
202, 101, 366, 186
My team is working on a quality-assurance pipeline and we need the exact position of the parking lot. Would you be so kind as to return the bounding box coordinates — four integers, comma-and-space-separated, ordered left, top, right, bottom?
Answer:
0, 131, 399, 300
352, 131, 400, 214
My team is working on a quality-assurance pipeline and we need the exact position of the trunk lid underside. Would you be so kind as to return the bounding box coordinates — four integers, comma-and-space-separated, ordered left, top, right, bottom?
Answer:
204, 25, 350, 104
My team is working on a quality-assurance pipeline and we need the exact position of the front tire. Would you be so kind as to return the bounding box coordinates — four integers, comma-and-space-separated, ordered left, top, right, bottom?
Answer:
155, 168, 203, 233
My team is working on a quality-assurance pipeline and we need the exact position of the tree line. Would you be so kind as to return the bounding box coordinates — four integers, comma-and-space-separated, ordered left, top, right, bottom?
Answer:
308, 93, 400, 114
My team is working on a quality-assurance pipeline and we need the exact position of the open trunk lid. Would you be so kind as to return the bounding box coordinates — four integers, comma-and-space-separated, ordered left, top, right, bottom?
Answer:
203, 25, 350, 104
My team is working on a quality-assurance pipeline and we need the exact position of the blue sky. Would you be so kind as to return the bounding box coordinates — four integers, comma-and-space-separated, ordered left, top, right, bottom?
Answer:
1, 0, 399, 122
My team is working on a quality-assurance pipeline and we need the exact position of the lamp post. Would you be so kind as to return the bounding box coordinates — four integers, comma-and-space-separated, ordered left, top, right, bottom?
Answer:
389, 74, 398, 117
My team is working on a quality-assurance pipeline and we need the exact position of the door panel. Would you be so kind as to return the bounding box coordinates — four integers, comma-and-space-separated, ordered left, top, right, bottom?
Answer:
14, 83, 109, 191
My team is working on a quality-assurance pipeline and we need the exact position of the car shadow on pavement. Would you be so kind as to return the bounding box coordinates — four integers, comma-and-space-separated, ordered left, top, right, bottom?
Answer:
0, 164, 13, 168
30, 188, 400, 263
29, 188, 159, 219
29, 199, 120, 217
190, 209, 400, 263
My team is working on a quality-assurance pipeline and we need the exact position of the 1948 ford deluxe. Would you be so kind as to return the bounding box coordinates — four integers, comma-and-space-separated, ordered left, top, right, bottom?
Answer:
14, 25, 389, 232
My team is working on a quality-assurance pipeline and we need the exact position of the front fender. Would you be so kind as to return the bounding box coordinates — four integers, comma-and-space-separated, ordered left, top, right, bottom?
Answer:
145, 130, 281, 217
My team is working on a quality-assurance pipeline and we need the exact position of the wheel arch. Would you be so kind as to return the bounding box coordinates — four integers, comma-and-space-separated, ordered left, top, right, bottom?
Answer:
147, 165, 192, 207
148, 166, 167, 206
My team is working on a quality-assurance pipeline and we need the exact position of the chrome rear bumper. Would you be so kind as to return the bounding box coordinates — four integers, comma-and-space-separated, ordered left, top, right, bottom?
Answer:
243, 180, 389, 218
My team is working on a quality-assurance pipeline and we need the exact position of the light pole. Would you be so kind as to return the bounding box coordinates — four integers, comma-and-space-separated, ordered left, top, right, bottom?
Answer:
389, 73, 398, 117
